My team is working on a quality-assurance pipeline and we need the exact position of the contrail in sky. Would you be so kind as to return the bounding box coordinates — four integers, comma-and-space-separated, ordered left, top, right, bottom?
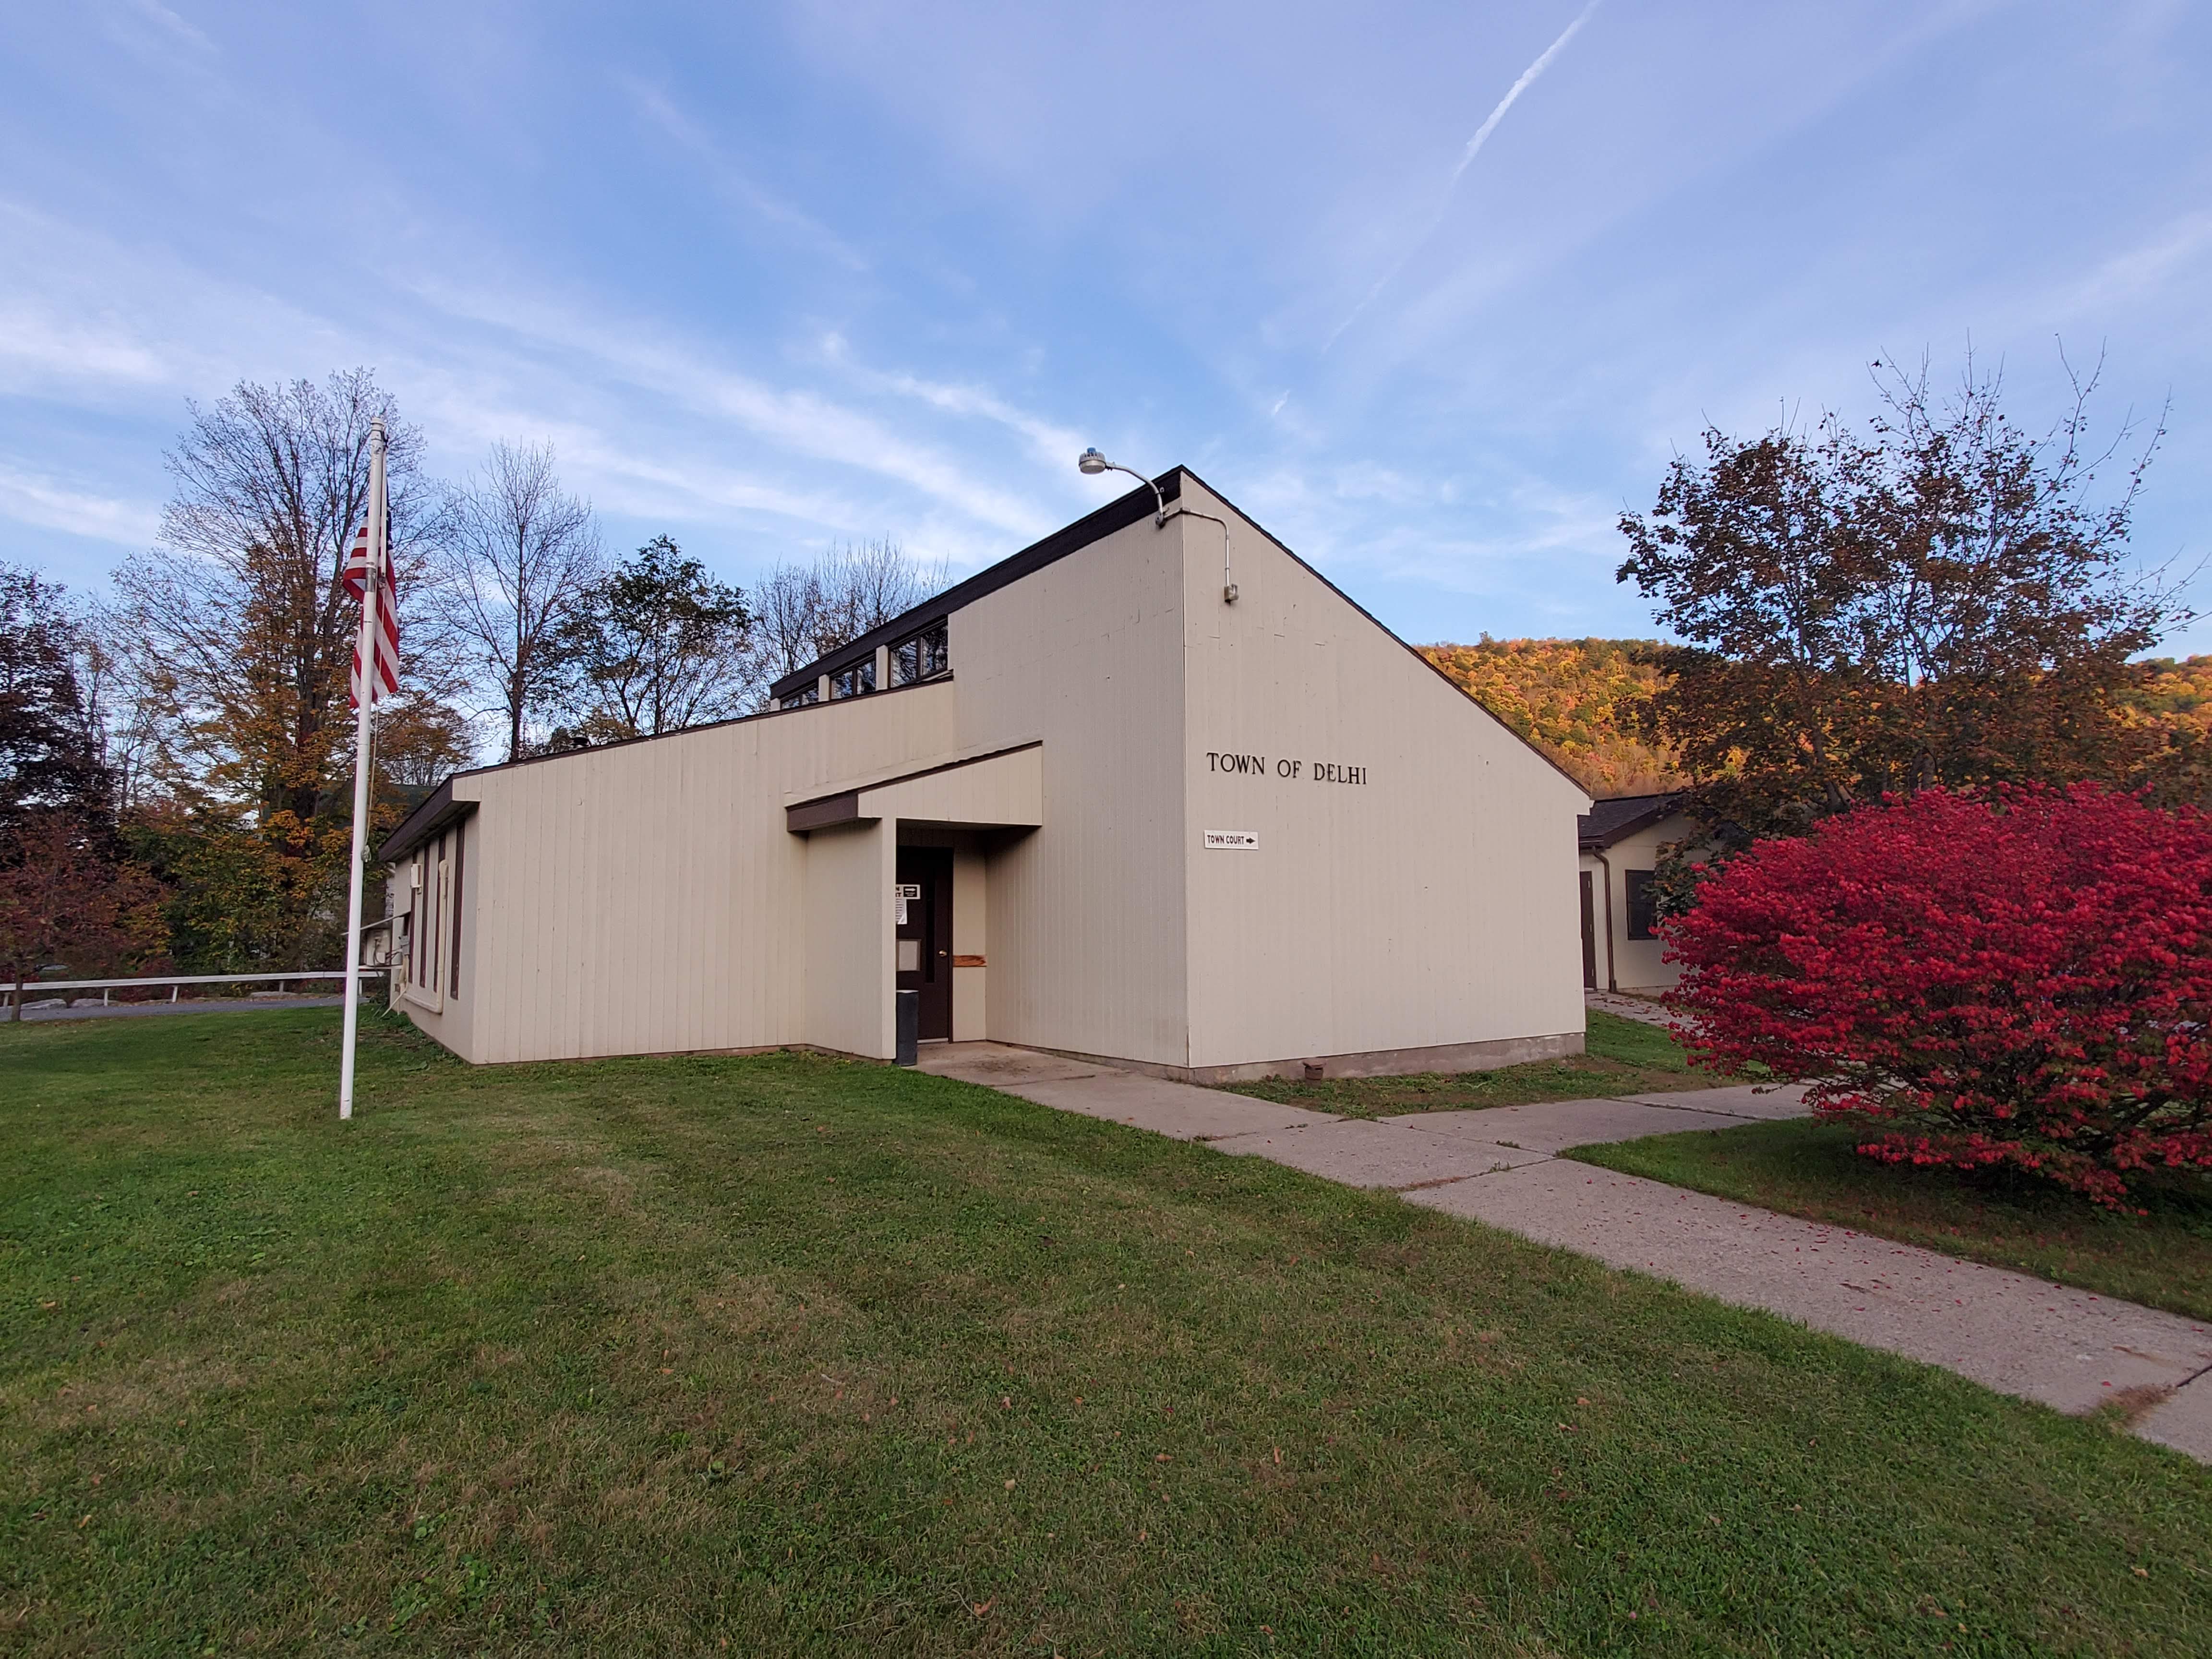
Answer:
1324, 0, 1605, 352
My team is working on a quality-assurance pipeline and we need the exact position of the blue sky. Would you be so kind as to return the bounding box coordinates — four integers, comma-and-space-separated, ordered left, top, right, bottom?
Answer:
4, 0, 2208, 649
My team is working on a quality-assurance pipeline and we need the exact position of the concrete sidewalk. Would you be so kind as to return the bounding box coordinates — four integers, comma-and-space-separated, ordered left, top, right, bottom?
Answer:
915, 1041, 2212, 1463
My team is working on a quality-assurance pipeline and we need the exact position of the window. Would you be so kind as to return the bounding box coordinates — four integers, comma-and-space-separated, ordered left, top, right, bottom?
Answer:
404, 832, 454, 1011
780, 683, 820, 709
890, 620, 950, 686
1625, 869, 1659, 941
830, 659, 875, 699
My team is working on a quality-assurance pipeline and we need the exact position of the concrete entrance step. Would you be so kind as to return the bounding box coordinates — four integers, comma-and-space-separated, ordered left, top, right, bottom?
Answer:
914, 1042, 1336, 1140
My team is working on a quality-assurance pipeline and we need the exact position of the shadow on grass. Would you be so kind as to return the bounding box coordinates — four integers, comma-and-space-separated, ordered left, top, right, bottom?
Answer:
1222, 1009, 1749, 1118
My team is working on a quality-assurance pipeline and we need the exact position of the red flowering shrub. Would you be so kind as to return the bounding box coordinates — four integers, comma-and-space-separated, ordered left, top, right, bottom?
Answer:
1664, 784, 2212, 1206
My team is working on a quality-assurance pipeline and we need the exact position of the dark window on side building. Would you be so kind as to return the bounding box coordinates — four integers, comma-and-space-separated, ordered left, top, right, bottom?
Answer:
830, 660, 875, 698
1625, 869, 1659, 940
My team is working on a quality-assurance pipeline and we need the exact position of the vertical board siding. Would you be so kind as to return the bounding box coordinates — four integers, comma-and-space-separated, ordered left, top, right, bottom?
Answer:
413, 483, 1583, 1073
805, 820, 894, 1058
459, 684, 956, 1063
950, 839, 989, 1041
951, 517, 1190, 1066
1176, 476, 1588, 1070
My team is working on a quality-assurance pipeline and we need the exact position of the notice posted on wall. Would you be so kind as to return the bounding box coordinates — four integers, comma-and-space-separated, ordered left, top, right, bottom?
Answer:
895, 881, 921, 923
1203, 830, 1260, 851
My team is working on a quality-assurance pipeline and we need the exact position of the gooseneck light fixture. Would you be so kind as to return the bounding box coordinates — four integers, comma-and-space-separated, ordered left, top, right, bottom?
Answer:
1077, 448, 1237, 604
1078, 447, 1166, 525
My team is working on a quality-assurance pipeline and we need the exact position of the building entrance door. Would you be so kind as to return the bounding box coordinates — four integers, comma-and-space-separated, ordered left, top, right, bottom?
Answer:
1579, 870, 1598, 991
895, 846, 954, 1041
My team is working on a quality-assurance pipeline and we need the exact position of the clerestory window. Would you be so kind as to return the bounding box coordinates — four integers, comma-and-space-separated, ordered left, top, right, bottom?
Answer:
890, 620, 950, 686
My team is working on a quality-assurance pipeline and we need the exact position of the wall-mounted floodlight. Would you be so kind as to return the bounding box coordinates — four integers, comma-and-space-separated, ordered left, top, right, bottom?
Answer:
1075, 447, 1237, 605
1077, 447, 1166, 525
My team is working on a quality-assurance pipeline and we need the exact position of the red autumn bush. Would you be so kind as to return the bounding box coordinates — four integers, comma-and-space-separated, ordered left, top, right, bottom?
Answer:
1663, 784, 2212, 1206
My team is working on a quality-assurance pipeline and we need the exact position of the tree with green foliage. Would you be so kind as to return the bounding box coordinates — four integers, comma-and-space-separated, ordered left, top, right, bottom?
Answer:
1617, 352, 2184, 850
0, 563, 112, 834
0, 564, 168, 1003
559, 536, 752, 741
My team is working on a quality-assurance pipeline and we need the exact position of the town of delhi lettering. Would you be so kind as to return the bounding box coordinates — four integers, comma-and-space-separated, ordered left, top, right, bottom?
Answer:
1204, 752, 1367, 786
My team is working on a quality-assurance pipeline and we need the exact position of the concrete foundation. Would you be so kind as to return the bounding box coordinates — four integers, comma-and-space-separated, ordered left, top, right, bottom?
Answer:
1021, 1029, 1586, 1087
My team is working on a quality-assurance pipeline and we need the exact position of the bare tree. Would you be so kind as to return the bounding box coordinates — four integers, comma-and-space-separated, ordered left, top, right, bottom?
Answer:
72, 604, 171, 818
752, 560, 828, 681
114, 369, 443, 834
429, 440, 604, 762
815, 538, 943, 649
749, 539, 946, 697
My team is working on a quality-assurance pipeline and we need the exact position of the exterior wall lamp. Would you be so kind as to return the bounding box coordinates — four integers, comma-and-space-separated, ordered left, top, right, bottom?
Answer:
1077, 448, 1238, 605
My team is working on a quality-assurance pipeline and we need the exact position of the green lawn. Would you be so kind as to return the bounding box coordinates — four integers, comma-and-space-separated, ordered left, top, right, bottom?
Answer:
1222, 1010, 1723, 1118
1567, 1114, 2212, 1326
2, 1012, 2208, 1655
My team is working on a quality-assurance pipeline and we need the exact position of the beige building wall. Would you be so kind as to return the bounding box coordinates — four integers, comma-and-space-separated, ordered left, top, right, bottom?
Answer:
804, 819, 894, 1059
1173, 477, 1590, 1078
387, 469, 1591, 1078
946, 514, 1193, 1067
446, 680, 959, 1064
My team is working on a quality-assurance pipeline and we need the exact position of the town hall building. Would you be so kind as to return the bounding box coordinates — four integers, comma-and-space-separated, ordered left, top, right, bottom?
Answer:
377, 469, 1591, 1082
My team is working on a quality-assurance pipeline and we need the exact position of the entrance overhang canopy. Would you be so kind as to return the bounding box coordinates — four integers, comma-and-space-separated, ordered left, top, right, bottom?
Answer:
784, 741, 1044, 834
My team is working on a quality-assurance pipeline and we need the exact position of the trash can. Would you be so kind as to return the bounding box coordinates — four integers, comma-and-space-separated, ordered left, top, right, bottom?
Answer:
895, 988, 919, 1067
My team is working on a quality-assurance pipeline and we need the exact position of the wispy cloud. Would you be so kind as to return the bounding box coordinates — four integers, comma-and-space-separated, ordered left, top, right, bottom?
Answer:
621, 78, 869, 272
819, 333, 1088, 469
1325, 0, 1604, 352
0, 301, 176, 391
0, 460, 162, 548
100, 0, 216, 58
402, 276, 1059, 540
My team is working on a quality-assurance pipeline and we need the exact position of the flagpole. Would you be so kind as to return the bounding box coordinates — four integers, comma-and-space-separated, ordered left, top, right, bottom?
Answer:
338, 418, 387, 1122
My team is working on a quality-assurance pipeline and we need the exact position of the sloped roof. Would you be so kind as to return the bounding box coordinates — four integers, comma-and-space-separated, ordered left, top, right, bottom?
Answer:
380, 465, 1587, 860
773, 464, 1587, 794
769, 471, 1184, 701
1578, 791, 1686, 849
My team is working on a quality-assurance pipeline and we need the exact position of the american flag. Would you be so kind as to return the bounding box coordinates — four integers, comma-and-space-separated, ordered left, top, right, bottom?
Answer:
342, 510, 400, 709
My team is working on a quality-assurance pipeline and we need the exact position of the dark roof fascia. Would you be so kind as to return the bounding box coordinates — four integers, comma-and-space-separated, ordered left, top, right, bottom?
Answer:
1168, 466, 1593, 799
768, 473, 1184, 700
377, 779, 477, 864
785, 792, 861, 833
1576, 792, 1686, 850
784, 739, 1045, 832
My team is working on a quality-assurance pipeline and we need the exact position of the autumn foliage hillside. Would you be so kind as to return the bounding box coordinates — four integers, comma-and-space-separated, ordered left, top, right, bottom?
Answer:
1421, 638, 1684, 796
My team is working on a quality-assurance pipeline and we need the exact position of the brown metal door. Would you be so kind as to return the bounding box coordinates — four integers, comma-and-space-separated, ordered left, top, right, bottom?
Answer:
895, 847, 954, 1041
1579, 870, 1598, 991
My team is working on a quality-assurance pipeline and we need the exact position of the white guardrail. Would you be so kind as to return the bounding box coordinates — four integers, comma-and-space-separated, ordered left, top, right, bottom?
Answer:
8, 968, 388, 1009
